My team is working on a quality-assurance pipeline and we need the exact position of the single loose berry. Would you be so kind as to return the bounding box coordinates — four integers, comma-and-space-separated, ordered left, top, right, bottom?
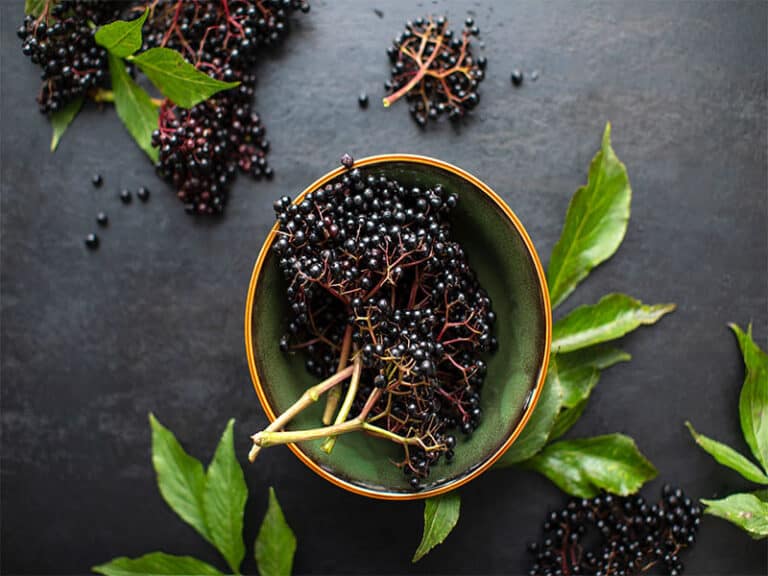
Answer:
119, 189, 132, 204
358, 92, 369, 108
137, 186, 150, 202
96, 212, 108, 226
511, 69, 523, 86
92, 174, 103, 187
85, 233, 99, 249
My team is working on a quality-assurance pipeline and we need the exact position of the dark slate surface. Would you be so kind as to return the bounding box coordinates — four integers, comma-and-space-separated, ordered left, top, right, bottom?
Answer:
2, 1, 767, 574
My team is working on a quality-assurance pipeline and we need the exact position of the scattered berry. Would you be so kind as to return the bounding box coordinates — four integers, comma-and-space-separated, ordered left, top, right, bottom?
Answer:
96, 212, 108, 226
384, 16, 486, 126
511, 68, 524, 86
340, 153, 354, 168
137, 186, 150, 202
92, 174, 103, 188
358, 92, 369, 108
85, 233, 99, 249
119, 189, 132, 204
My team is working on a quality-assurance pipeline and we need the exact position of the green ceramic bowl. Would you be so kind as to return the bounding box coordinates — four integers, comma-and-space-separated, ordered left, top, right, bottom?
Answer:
245, 154, 551, 500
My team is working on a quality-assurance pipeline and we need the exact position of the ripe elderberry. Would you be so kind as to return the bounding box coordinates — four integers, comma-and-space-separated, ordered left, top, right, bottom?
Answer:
384, 16, 486, 126
261, 166, 497, 486
527, 485, 701, 576
143, 0, 308, 215
18, 1, 128, 114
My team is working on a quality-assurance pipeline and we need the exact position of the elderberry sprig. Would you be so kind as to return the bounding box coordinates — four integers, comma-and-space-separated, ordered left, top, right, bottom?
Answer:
384, 16, 486, 126
527, 485, 701, 576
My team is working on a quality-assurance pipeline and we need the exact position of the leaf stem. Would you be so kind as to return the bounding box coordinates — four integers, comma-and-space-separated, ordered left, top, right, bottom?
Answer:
248, 364, 355, 462
91, 88, 164, 107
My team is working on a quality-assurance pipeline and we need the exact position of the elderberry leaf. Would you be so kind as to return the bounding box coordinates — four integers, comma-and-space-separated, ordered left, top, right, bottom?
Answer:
685, 422, 768, 484
132, 47, 240, 109
496, 359, 563, 466
552, 294, 675, 354
547, 123, 632, 309
25, 0, 52, 17
95, 9, 148, 58
203, 419, 247, 574
50, 95, 83, 152
149, 414, 210, 543
730, 323, 768, 472
93, 552, 223, 576
108, 53, 159, 163
526, 434, 657, 497
556, 345, 631, 372
412, 492, 461, 563
701, 492, 768, 539
549, 397, 588, 440
255, 488, 296, 576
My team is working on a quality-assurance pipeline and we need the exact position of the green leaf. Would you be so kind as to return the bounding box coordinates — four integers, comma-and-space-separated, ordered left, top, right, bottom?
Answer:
412, 492, 461, 562
526, 434, 658, 497
95, 9, 148, 58
552, 294, 675, 354
108, 53, 159, 163
132, 48, 239, 109
93, 552, 222, 576
25, 0, 51, 17
149, 414, 209, 542
702, 492, 768, 539
255, 488, 296, 576
50, 96, 83, 152
496, 360, 564, 466
685, 422, 768, 485
556, 345, 632, 372
203, 419, 247, 574
547, 123, 632, 309
731, 324, 768, 472
549, 398, 588, 441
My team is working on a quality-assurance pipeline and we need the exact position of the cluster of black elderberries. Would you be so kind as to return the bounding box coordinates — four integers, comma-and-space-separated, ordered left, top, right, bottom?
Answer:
17, 1, 129, 114
145, 0, 309, 214
271, 158, 496, 486
384, 16, 486, 126
527, 485, 701, 576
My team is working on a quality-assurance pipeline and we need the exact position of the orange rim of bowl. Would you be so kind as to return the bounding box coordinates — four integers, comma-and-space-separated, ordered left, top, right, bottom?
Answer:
244, 154, 552, 500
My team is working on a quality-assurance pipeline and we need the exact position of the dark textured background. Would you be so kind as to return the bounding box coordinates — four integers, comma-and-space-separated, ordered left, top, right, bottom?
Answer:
2, 1, 767, 574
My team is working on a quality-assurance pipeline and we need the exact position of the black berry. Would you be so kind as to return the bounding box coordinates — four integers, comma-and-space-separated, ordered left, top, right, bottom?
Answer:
96, 212, 108, 226
119, 189, 132, 204
358, 92, 369, 108
511, 68, 523, 86
85, 233, 99, 249
137, 186, 150, 202
92, 174, 103, 187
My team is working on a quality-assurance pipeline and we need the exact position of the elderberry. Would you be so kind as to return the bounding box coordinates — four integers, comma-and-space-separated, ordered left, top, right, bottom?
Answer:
18, 1, 128, 114
526, 485, 701, 575
385, 16, 486, 126
274, 166, 496, 486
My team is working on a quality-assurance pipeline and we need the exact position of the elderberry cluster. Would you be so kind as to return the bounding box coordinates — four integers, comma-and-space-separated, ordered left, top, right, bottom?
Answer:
527, 485, 701, 576
144, 0, 309, 214
385, 16, 486, 126
17, 1, 128, 114
273, 158, 496, 487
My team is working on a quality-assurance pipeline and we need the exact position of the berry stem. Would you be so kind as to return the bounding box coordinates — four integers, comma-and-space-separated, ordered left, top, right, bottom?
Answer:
248, 364, 355, 462
382, 30, 443, 108
321, 353, 362, 453
321, 324, 353, 424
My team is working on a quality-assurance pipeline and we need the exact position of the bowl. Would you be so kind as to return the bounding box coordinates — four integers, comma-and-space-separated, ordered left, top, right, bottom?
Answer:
244, 154, 551, 500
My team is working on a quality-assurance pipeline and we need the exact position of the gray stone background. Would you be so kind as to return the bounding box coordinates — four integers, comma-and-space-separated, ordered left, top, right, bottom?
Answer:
1, 0, 766, 574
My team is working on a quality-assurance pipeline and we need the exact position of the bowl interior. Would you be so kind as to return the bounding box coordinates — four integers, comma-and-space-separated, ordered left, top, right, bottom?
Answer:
248, 158, 548, 496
